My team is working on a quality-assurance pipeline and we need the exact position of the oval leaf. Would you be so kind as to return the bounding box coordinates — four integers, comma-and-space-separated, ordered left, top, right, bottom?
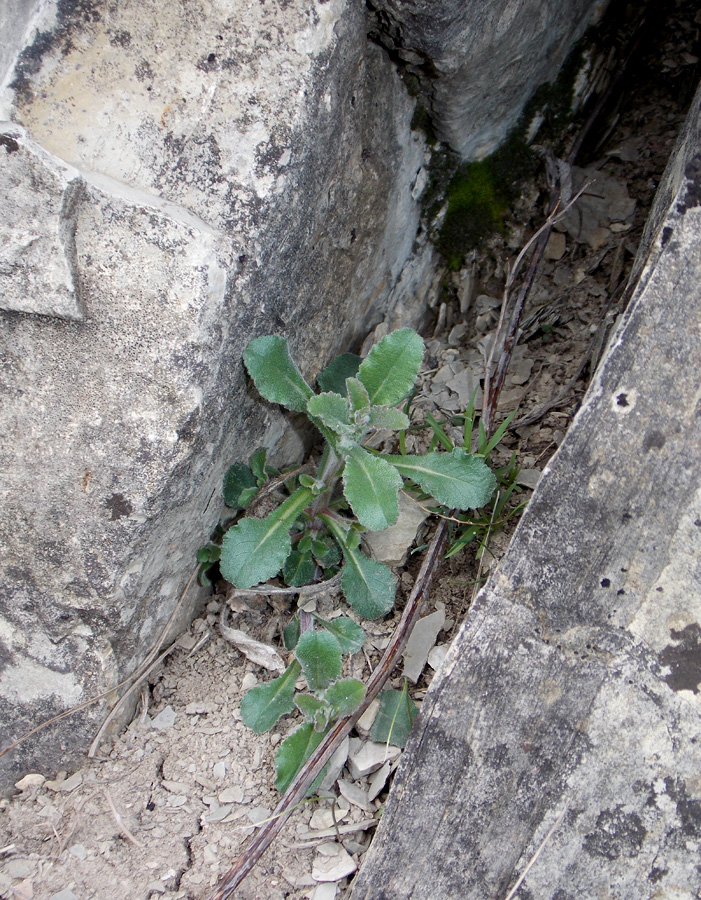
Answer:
341, 547, 396, 619
223, 462, 257, 509
307, 392, 352, 435
295, 630, 343, 691
385, 448, 496, 509
244, 336, 313, 412
283, 550, 315, 587
317, 352, 361, 395
371, 687, 418, 748
324, 678, 366, 719
367, 407, 410, 430
220, 487, 313, 588
314, 615, 366, 655
343, 448, 402, 531
239, 661, 300, 734
357, 329, 424, 406
275, 722, 327, 793
346, 376, 370, 413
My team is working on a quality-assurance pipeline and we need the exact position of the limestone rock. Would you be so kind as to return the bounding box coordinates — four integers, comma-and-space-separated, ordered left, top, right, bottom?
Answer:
350, 83, 701, 900
0, 124, 84, 320
0, 0, 432, 793
368, 0, 602, 158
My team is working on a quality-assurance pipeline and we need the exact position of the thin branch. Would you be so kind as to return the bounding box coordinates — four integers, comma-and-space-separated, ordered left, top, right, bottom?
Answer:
103, 787, 144, 849
207, 518, 449, 900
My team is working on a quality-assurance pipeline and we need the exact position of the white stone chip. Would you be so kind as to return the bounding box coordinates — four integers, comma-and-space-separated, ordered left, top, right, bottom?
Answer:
14, 773, 45, 791
403, 608, 446, 683
428, 644, 449, 672
368, 760, 392, 802
319, 735, 349, 791
312, 844, 357, 882
151, 705, 177, 730
348, 741, 401, 780
355, 699, 380, 736
337, 780, 373, 811
218, 785, 244, 804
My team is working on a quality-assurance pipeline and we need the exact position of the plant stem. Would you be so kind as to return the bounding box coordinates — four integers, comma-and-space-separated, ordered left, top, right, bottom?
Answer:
206, 518, 449, 900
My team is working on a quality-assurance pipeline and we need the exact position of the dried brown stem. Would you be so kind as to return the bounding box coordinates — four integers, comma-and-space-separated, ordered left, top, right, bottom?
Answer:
207, 518, 449, 900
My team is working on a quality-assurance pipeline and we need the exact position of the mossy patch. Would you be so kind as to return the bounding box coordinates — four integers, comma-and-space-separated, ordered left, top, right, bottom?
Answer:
437, 135, 539, 267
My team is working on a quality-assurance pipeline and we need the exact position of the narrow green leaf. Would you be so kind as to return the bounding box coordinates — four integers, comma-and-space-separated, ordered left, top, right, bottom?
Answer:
371, 687, 418, 747
324, 678, 366, 719
306, 392, 352, 435
220, 487, 313, 588
239, 661, 301, 734
295, 630, 343, 691
314, 614, 366, 655
385, 449, 496, 510
275, 722, 327, 793
341, 547, 396, 619
321, 515, 397, 619
357, 329, 424, 406
317, 352, 362, 395
343, 447, 402, 531
244, 336, 313, 412
283, 550, 315, 587
346, 376, 370, 413
223, 462, 257, 508
283, 616, 301, 650
368, 407, 411, 430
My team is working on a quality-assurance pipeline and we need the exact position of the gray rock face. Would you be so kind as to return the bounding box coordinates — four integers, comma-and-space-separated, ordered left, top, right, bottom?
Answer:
0, 0, 434, 792
350, 86, 701, 899
369, 0, 602, 158
0, 124, 84, 319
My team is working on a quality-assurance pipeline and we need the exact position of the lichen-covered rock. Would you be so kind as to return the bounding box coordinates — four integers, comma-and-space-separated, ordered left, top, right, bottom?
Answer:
350, 84, 701, 900
0, 0, 434, 792
368, 0, 602, 158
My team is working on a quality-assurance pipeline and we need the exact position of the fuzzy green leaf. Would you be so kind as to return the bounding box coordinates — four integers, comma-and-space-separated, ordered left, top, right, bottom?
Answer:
249, 448, 269, 483
324, 678, 366, 719
239, 661, 300, 734
341, 547, 396, 619
357, 329, 424, 406
223, 462, 257, 509
295, 630, 343, 691
283, 616, 301, 650
315, 615, 366, 655
368, 406, 411, 430
275, 722, 327, 793
371, 687, 418, 747
244, 336, 313, 412
220, 487, 313, 588
283, 550, 316, 587
306, 392, 352, 435
317, 353, 362, 395
346, 377, 370, 413
385, 448, 496, 509
294, 694, 331, 732
343, 448, 402, 531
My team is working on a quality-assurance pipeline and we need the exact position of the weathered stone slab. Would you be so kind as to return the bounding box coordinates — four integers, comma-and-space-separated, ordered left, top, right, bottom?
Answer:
350, 87, 701, 899
369, 0, 602, 158
0, 0, 434, 793
0, 124, 84, 320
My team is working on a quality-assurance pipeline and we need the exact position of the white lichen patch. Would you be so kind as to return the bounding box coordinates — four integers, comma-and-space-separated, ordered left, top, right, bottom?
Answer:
0, 657, 83, 706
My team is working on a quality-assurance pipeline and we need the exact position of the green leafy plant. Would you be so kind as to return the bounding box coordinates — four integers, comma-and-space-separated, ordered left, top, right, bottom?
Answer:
212, 329, 497, 790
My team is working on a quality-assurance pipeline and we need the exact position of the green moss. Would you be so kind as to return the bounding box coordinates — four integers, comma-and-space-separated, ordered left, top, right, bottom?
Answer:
436, 135, 538, 263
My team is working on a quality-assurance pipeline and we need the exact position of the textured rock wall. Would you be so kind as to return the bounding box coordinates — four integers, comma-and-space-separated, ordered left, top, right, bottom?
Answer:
350, 84, 701, 900
0, 0, 434, 792
368, 0, 604, 158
